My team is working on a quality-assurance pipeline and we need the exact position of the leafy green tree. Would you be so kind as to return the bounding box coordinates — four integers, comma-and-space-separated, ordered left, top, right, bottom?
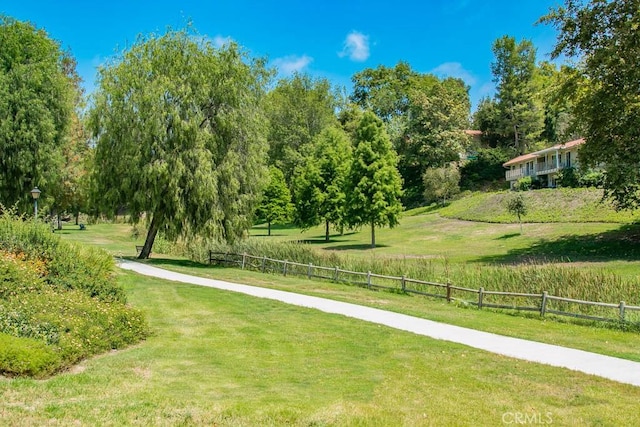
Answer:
0, 16, 76, 212
351, 62, 471, 207
506, 193, 528, 234
422, 165, 461, 205
350, 61, 414, 122
256, 166, 294, 236
265, 73, 340, 184
345, 112, 403, 248
292, 126, 352, 241
53, 113, 91, 227
459, 148, 510, 190
399, 77, 470, 206
89, 29, 269, 258
491, 36, 545, 154
542, 0, 640, 210
473, 98, 504, 148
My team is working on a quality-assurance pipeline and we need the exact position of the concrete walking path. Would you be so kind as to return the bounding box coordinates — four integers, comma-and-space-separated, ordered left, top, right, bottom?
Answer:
118, 260, 640, 388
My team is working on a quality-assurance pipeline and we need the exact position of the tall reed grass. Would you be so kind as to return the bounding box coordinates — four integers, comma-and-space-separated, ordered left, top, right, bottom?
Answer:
194, 238, 640, 316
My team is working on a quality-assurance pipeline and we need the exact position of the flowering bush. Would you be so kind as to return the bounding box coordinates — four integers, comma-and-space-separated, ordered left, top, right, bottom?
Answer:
0, 212, 148, 377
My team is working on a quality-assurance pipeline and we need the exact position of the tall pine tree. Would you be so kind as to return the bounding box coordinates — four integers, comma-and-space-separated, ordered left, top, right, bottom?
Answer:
346, 112, 403, 248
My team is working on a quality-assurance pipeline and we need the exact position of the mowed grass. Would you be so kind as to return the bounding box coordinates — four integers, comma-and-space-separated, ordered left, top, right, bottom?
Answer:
56, 218, 640, 362
144, 259, 640, 363
251, 212, 640, 277
2, 270, 640, 425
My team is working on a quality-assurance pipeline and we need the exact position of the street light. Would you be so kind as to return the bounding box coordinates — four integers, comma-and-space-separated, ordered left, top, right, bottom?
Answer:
30, 187, 41, 219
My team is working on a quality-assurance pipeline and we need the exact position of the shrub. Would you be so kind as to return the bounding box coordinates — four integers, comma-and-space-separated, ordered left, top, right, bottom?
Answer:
423, 166, 461, 205
0, 212, 148, 377
579, 170, 604, 188
0, 333, 61, 378
557, 167, 604, 189
0, 211, 123, 302
514, 176, 532, 191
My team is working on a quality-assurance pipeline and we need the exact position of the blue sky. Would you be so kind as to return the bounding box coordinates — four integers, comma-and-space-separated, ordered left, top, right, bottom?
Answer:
2, 0, 564, 111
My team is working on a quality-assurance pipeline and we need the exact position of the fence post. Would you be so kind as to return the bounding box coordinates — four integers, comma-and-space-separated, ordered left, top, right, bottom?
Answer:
241, 253, 246, 270
334, 266, 339, 282
401, 275, 406, 292
224, 252, 229, 265
283, 260, 288, 276
261, 256, 266, 273
367, 271, 372, 289
446, 282, 452, 302
209, 250, 212, 265
478, 287, 484, 309
540, 291, 548, 316
308, 263, 313, 279
620, 301, 626, 322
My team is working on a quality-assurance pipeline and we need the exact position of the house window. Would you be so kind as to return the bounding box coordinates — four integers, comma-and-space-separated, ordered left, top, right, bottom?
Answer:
567, 152, 572, 167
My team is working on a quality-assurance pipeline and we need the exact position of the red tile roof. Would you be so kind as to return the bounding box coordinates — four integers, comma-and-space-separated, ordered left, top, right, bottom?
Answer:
503, 153, 538, 167
502, 138, 585, 167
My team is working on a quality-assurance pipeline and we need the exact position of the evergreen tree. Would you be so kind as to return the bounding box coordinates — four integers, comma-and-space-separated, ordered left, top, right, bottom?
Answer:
256, 166, 294, 236
345, 112, 403, 248
491, 36, 545, 154
292, 126, 352, 241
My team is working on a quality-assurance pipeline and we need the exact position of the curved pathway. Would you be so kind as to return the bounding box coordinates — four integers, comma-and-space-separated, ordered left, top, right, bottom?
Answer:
119, 260, 640, 387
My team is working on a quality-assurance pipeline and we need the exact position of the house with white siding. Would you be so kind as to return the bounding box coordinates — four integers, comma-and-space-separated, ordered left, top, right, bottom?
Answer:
503, 138, 585, 188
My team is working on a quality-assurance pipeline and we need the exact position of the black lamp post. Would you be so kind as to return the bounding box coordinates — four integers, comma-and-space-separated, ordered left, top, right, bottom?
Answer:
30, 187, 41, 219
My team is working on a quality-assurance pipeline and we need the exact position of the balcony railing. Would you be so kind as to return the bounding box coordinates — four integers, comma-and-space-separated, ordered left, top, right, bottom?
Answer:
505, 162, 573, 181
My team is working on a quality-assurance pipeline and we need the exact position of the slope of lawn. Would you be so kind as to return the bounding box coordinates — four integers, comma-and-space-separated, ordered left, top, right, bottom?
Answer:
2, 269, 640, 425
439, 187, 640, 223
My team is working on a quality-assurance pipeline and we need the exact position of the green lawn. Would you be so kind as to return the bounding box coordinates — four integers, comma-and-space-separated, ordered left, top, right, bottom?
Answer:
2, 269, 640, 425
3, 209, 639, 424
54, 216, 640, 364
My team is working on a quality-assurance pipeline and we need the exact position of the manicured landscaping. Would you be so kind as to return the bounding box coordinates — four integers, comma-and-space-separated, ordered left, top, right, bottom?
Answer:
0, 214, 148, 377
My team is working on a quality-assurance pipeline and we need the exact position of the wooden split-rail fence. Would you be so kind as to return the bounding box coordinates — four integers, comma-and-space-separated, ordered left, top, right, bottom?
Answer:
208, 251, 640, 325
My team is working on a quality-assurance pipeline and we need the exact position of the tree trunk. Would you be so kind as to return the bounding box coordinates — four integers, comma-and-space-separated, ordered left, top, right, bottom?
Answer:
56, 211, 62, 230
75, 210, 79, 225
371, 221, 376, 249
268, 221, 271, 236
138, 213, 160, 259
325, 220, 330, 242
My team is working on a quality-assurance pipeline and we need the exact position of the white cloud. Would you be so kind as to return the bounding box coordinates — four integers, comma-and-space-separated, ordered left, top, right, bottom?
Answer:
339, 31, 370, 62
212, 35, 233, 48
272, 55, 313, 75
477, 81, 495, 98
430, 62, 477, 86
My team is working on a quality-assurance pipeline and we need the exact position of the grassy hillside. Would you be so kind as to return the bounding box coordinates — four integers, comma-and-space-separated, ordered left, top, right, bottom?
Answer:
439, 188, 640, 223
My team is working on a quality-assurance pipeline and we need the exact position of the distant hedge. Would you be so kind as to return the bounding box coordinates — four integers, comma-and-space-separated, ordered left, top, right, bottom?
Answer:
0, 212, 148, 377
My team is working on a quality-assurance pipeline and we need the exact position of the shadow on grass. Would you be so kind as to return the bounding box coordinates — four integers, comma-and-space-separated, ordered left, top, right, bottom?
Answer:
291, 234, 354, 245
477, 222, 640, 264
124, 256, 212, 270
496, 233, 521, 240
328, 243, 390, 251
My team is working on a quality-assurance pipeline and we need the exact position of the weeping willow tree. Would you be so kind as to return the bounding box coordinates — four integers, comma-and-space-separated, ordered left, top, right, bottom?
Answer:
88, 29, 271, 258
